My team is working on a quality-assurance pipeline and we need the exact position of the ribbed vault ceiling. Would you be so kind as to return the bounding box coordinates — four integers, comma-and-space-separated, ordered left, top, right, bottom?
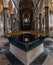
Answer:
12, 0, 39, 11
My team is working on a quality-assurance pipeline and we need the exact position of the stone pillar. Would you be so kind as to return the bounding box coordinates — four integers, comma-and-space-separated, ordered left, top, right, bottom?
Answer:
45, 7, 49, 33
39, 13, 42, 31
16, 19, 19, 31
3, 8, 8, 34
42, 18, 45, 32
34, 20, 36, 31
45, 0, 50, 33
8, 18, 11, 33
13, 18, 17, 32
36, 17, 39, 31
3, 0, 8, 34
10, 14, 14, 32
10, 2, 14, 32
32, 21, 35, 30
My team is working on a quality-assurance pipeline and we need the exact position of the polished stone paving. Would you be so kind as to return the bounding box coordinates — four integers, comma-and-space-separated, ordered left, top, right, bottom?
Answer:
0, 49, 53, 65
0, 49, 47, 65
0, 53, 11, 65
42, 55, 53, 65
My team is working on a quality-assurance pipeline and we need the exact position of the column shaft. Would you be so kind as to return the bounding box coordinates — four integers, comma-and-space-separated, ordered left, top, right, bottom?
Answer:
10, 14, 14, 32
13, 18, 16, 32
16, 19, 19, 31
3, 8, 8, 34
39, 13, 42, 31
35, 18, 38, 31
42, 18, 45, 32
34, 20, 36, 31
45, 7, 49, 33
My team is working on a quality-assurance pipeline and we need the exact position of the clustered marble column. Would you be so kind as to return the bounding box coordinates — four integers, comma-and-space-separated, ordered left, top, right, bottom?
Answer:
39, 13, 42, 31
10, 15, 19, 32
13, 18, 16, 32
31, 21, 35, 30
34, 0, 50, 33
16, 19, 19, 31
35, 15, 42, 32
45, 0, 50, 33
45, 7, 49, 33
3, 0, 8, 34
8, 18, 11, 33
34, 20, 36, 31
10, 14, 14, 32
10, 1, 15, 32
3, 8, 8, 34
35, 17, 39, 31
13, 18, 18, 32
42, 18, 45, 32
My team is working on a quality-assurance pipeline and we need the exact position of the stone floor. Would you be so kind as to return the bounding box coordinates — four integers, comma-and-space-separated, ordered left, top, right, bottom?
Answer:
0, 49, 47, 65
0, 53, 11, 65
42, 55, 53, 65
0, 49, 53, 65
